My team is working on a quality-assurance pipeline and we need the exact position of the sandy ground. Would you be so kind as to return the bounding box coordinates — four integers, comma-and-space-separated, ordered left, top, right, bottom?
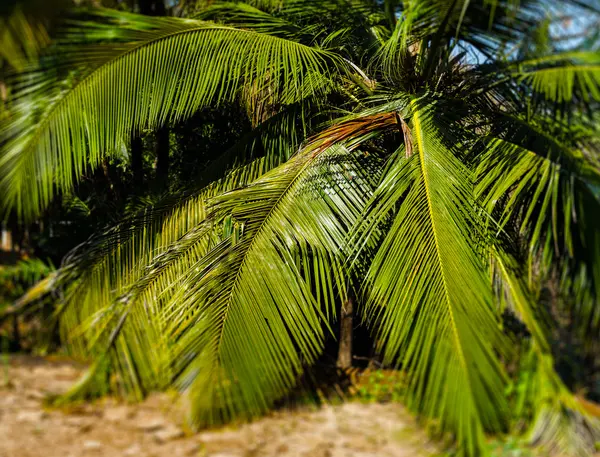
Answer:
0, 355, 437, 457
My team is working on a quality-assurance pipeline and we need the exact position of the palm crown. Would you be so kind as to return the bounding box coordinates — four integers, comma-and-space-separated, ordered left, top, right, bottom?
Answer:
2, 0, 600, 455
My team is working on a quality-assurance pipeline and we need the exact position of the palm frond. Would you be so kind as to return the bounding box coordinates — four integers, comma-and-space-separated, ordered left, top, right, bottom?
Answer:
167, 144, 374, 424
51, 115, 390, 422
36, 156, 278, 399
0, 8, 346, 220
513, 52, 600, 103
354, 99, 509, 456
492, 250, 600, 456
475, 132, 600, 334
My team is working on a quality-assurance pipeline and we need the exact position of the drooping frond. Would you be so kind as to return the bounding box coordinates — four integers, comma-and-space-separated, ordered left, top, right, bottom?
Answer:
0, 8, 347, 220
354, 99, 508, 456
64, 144, 376, 423
48, 156, 280, 386
166, 144, 375, 425
491, 250, 600, 456
475, 132, 600, 335
49, 110, 394, 420
5, 156, 282, 403
512, 52, 600, 103
474, 116, 600, 452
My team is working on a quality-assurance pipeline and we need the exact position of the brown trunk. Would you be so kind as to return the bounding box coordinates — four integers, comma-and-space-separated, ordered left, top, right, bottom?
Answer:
138, 0, 165, 15
138, 0, 152, 14
136, 0, 168, 192
1, 223, 11, 251
155, 126, 170, 191
131, 134, 144, 191
101, 157, 123, 200
336, 295, 354, 369
153, 0, 165, 15
11, 315, 20, 351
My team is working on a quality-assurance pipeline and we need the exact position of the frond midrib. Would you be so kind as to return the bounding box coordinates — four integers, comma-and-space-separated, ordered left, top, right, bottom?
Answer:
212, 150, 323, 367
519, 65, 600, 75
410, 98, 475, 405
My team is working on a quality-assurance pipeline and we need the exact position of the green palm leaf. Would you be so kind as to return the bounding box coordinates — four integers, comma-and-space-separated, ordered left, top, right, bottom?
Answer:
476, 130, 600, 333
354, 99, 508, 456
41, 156, 281, 396
49, 112, 387, 420
492, 250, 600, 456
7, 2, 600, 456
514, 52, 600, 103
90, 144, 373, 424
0, 8, 346, 220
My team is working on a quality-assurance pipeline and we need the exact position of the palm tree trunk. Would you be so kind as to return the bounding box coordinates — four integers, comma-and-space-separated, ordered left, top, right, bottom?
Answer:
152, 0, 165, 15
336, 295, 354, 369
11, 315, 20, 352
138, 0, 165, 16
138, 0, 152, 14
101, 157, 123, 200
137, 0, 169, 192
155, 125, 169, 191
131, 134, 144, 191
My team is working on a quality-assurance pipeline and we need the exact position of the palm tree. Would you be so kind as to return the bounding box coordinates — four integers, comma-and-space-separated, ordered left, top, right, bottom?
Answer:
2, 0, 600, 455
